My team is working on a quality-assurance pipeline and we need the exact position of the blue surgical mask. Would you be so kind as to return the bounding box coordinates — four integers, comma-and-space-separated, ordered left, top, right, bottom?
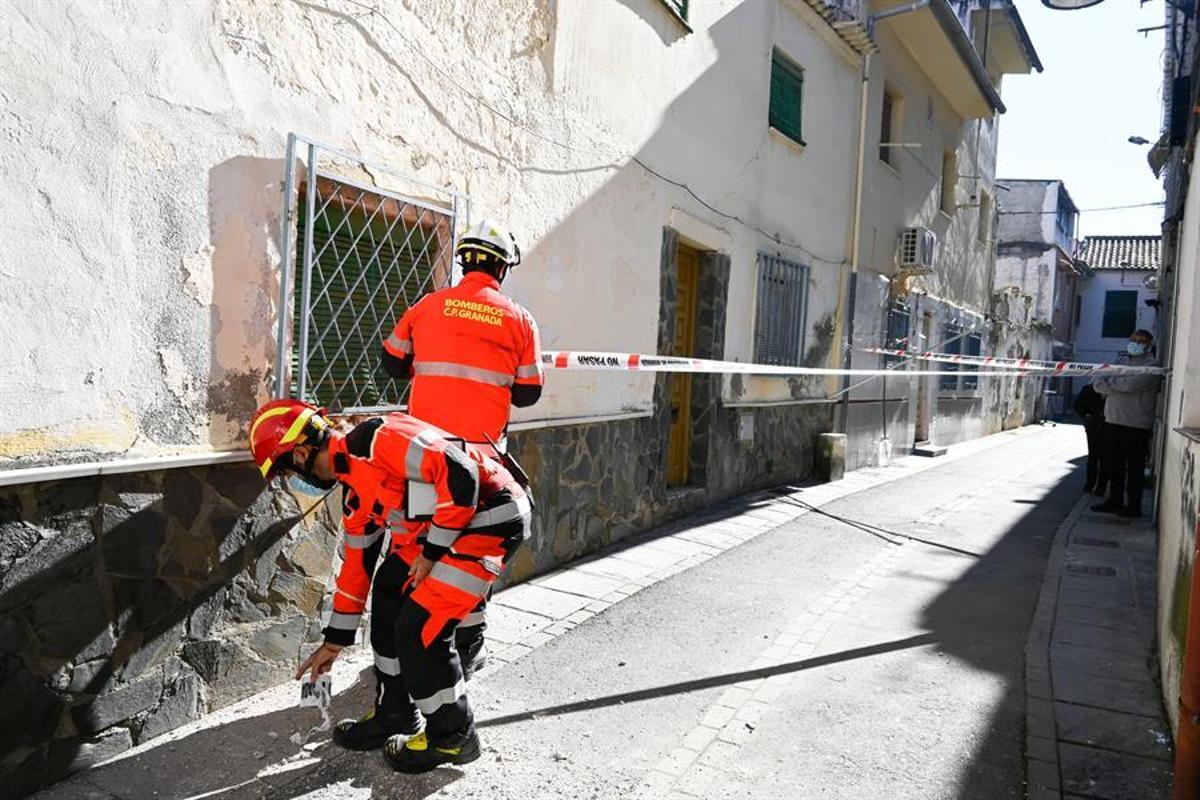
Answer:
1127, 342, 1147, 357
287, 474, 333, 497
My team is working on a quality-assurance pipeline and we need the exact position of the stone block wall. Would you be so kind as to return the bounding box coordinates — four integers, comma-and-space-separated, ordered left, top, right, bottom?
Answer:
0, 464, 338, 798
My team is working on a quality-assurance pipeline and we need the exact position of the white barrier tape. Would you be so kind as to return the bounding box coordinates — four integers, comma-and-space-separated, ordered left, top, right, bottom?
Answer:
862, 347, 1167, 375
542, 350, 1069, 378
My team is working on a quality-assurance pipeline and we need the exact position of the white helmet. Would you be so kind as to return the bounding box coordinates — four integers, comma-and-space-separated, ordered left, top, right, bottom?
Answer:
455, 219, 521, 271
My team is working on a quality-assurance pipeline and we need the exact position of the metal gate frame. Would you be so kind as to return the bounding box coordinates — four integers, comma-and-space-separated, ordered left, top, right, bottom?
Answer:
274, 133, 471, 412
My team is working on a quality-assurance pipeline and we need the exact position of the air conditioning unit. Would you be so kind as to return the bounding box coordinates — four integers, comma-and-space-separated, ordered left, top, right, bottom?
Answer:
897, 227, 938, 273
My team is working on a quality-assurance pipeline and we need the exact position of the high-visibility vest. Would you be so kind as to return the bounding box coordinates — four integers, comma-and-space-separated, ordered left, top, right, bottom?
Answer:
322, 412, 526, 645
383, 272, 542, 444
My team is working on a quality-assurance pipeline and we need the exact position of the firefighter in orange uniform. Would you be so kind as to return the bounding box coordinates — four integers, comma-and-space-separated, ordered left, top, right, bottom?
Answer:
249, 399, 531, 773
381, 219, 542, 673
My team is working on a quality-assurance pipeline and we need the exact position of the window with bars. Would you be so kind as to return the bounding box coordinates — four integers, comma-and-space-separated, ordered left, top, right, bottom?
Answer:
291, 177, 453, 411
879, 88, 901, 166
769, 49, 805, 146
1101, 290, 1138, 338
939, 325, 982, 392
753, 253, 809, 366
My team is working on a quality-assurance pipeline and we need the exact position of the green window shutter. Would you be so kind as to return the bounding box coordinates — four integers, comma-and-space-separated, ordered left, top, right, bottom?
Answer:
769, 51, 804, 145
939, 325, 962, 391
1101, 290, 1138, 338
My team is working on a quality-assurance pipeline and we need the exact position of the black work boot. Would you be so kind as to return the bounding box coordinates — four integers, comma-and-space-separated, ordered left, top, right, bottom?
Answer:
333, 708, 422, 751
384, 725, 481, 773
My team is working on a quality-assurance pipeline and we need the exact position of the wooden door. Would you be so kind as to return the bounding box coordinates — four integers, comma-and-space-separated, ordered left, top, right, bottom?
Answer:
667, 245, 700, 486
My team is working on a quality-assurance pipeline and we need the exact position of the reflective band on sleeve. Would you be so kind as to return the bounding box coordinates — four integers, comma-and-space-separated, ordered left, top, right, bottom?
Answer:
413, 678, 467, 715
327, 611, 362, 630
343, 529, 384, 549
460, 610, 487, 627
374, 653, 402, 676
335, 588, 367, 605
413, 362, 516, 387
429, 562, 492, 596
386, 334, 412, 354
467, 494, 533, 529
405, 428, 444, 477
515, 364, 542, 379
427, 524, 461, 547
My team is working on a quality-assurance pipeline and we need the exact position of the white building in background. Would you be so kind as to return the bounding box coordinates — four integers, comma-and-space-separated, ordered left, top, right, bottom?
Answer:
1072, 235, 1161, 396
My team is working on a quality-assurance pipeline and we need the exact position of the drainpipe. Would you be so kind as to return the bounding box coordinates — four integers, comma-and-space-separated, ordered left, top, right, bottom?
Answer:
838, 49, 872, 432
1175, 519, 1200, 799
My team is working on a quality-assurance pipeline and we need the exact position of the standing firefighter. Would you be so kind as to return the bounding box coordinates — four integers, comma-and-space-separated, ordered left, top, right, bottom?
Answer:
380, 218, 543, 674
380, 218, 544, 445
249, 399, 531, 772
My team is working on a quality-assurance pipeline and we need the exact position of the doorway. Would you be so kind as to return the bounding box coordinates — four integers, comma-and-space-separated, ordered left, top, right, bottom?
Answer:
667, 243, 700, 487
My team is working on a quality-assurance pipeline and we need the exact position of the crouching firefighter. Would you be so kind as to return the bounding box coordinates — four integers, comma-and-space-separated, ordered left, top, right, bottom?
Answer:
248, 399, 532, 772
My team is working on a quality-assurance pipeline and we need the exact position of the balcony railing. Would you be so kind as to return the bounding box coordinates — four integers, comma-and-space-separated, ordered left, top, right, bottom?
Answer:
803, 0, 875, 53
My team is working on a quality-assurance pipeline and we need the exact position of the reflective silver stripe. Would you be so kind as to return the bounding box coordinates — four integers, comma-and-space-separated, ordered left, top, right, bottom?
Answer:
413, 362, 515, 387
515, 363, 541, 379
343, 529, 384, 549
460, 610, 487, 627
429, 562, 491, 596
374, 653, 402, 676
327, 612, 361, 630
467, 494, 533, 529
405, 428, 443, 477
386, 333, 412, 354
427, 524, 461, 548
413, 678, 466, 715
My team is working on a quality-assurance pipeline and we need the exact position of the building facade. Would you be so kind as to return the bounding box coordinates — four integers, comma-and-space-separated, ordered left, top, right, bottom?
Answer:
0, 0, 1038, 792
993, 179, 1081, 417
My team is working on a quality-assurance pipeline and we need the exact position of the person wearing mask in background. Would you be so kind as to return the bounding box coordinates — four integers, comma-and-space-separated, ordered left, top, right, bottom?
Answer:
1072, 382, 1107, 496
1090, 330, 1161, 519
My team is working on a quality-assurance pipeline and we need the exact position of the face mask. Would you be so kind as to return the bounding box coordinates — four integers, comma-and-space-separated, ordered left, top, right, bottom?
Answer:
1127, 342, 1147, 357
287, 473, 335, 497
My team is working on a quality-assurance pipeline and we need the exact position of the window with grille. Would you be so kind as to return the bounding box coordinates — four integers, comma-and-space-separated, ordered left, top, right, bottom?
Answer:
939, 323, 962, 391
291, 177, 453, 411
753, 253, 810, 366
1101, 290, 1138, 338
960, 333, 982, 390
769, 50, 805, 146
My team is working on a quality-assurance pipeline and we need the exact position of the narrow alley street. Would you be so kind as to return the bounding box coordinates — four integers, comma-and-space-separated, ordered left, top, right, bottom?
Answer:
37, 423, 1141, 800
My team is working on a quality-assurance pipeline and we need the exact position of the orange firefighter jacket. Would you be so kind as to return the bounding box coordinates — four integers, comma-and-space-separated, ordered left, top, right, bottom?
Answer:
382, 271, 543, 444
321, 412, 524, 646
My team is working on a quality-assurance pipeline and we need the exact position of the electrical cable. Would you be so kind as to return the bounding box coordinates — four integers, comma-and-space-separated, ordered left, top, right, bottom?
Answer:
999, 201, 1165, 215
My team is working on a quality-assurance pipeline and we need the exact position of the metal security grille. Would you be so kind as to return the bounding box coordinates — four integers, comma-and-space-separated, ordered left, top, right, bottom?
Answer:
769, 50, 805, 145
883, 301, 911, 365
753, 253, 809, 366
276, 135, 467, 412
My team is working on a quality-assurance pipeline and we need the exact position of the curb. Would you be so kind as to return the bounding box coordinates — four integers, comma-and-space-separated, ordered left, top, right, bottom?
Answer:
1023, 492, 1089, 799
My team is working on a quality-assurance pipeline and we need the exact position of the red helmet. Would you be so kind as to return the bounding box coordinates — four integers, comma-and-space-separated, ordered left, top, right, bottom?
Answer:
248, 399, 330, 478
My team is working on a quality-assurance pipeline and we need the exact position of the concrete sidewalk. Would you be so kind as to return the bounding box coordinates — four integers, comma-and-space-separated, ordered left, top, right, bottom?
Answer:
1024, 494, 1173, 799
35, 424, 1077, 799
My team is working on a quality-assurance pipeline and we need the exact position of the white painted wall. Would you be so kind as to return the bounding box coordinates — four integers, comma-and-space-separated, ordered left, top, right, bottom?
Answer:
0, 0, 862, 467
1156, 143, 1200, 735
1074, 269, 1159, 365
